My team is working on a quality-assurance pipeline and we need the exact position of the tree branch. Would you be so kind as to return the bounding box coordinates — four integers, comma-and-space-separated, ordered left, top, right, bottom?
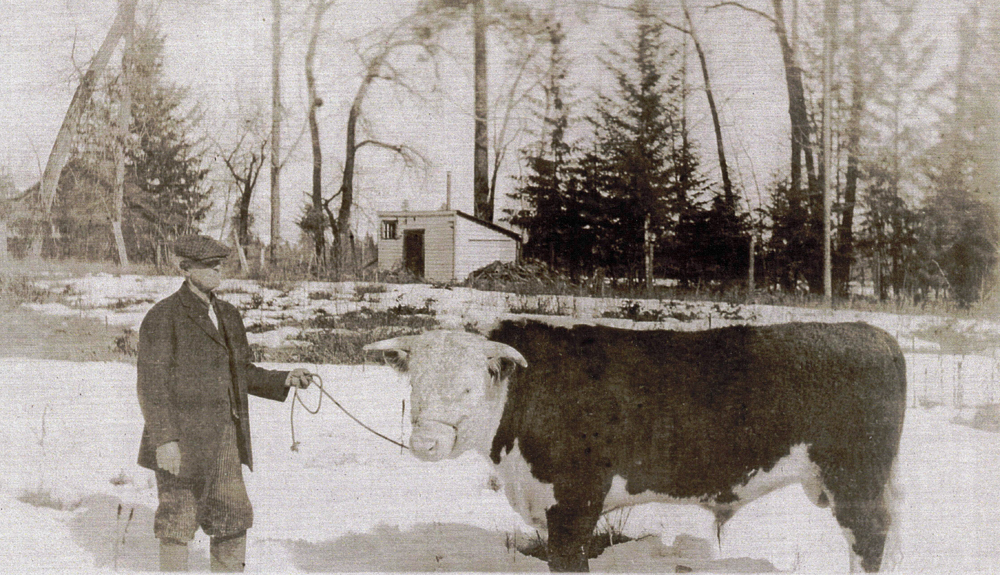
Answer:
708, 1, 776, 24
355, 139, 429, 166
658, 19, 691, 36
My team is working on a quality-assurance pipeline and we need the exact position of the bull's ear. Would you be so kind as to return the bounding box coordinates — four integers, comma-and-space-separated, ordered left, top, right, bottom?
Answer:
485, 342, 527, 383
363, 336, 415, 373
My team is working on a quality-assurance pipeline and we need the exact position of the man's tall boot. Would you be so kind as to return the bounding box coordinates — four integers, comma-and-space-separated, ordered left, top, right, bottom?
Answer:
210, 531, 247, 572
159, 539, 189, 571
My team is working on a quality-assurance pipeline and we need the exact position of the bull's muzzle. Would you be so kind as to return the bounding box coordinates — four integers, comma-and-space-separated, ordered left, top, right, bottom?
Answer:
409, 419, 458, 461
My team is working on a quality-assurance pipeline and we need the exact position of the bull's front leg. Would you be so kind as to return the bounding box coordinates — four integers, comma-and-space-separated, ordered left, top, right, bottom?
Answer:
545, 481, 605, 572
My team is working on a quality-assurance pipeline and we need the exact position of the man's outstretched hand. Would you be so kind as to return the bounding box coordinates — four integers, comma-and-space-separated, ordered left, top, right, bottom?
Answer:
285, 368, 313, 389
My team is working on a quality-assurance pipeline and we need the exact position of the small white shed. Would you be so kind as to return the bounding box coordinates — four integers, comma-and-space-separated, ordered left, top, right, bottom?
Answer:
376, 210, 521, 282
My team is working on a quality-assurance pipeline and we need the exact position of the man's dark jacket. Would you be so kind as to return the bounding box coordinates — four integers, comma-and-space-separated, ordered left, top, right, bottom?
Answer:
136, 282, 289, 479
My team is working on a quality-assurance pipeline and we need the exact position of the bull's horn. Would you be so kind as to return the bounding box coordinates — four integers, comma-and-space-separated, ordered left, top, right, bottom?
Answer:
485, 342, 528, 368
363, 335, 416, 353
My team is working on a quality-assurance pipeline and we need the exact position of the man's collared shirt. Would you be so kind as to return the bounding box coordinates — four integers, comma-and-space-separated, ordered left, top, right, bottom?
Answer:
207, 300, 219, 330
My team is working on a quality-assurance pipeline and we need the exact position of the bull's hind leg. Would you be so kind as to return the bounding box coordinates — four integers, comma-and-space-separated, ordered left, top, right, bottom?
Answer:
810, 442, 897, 572
820, 470, 894, 573
830, 495, 891, 572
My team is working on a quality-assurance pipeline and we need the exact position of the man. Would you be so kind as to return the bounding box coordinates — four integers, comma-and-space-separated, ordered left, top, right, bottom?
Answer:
136, 235, 312, 572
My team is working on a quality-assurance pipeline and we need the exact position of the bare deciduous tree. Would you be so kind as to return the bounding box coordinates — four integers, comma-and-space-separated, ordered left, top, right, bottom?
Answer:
216, 114, 269, 264
270, 0, 283, 263
304, 0, 335, 267
487, 27, 545, 211
713, 0, 817, 198
32, 0, 139, 259
678, 0, 733, 202
111, 19, 135, 267
330, 2, 453, 274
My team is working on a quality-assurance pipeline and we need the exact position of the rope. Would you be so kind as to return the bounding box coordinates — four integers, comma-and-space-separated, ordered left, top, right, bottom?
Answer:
290, 372, 409, 452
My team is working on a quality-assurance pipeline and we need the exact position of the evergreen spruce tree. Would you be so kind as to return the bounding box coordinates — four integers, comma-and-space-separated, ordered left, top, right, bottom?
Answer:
123, 24, 210, 261
588, 0, 706, 283
507, 100, 574, 271
916, 3, 1000, 306
688, 193, 750, 284
919, 165, 999, 307
857, 158, 919, 301
764, 178, 821, 292
508, 17, 600, 278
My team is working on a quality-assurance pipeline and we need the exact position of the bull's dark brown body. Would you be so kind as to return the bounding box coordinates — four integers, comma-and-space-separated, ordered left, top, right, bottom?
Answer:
487, 320, 906, 572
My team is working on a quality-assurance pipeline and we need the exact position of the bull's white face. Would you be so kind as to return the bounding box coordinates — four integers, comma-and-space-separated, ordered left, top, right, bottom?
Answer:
364, 331, 526, 461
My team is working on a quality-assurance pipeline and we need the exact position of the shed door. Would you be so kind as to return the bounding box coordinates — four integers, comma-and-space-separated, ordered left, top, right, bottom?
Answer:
403, 229, 425, 278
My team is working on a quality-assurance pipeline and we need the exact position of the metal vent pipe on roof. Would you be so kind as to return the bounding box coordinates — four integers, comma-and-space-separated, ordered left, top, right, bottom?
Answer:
446, 171, 452, 210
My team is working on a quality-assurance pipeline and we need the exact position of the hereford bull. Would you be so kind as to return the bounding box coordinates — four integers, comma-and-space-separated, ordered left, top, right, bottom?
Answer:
364, 320, 906, 572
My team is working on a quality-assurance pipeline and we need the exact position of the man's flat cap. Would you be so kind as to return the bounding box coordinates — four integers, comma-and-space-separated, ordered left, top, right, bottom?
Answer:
173, 235, 231, 263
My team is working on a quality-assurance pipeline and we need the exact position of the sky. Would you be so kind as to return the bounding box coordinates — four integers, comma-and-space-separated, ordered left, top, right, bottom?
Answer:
0, 0, 968, 243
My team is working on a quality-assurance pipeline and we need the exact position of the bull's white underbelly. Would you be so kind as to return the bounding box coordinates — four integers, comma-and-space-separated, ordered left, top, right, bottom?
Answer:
493, 441, 825, 532
494, 440, 555, 530
732, 443, 826, 507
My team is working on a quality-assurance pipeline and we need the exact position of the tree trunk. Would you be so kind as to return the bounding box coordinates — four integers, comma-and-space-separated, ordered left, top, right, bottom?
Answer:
306, 1, 329, 266
835, 0, 861, 297
112, 20, 134, 268
771, 0, 802, 196
270, 0, 283, 264
0, 219, 8, 263
681, 0, 732, 203
771, 0, 817, 199
773, 0, 821, 292
473, 0, 491, 222
232, 227, 249, 271
32, 0, 138, 259
238, 188, 252, 247
821, 0, 838, 304
339, 58, 382, 275
644, 214, 653, 290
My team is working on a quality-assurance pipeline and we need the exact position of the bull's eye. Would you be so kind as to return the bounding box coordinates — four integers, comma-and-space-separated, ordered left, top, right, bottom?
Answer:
463, 387, 472, 395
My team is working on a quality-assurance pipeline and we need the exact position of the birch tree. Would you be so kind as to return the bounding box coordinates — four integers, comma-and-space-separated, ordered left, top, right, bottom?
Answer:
111, 20, 135, 266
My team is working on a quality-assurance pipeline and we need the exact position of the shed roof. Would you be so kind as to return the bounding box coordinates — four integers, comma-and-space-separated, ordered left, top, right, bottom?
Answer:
378, 209, 521, 242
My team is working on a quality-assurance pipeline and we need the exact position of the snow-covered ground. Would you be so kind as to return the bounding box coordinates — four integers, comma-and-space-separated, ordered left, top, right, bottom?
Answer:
4, 274, 1000, 572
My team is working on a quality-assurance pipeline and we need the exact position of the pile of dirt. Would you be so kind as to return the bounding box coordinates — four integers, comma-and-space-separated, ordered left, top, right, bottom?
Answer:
464, 260, 574, 291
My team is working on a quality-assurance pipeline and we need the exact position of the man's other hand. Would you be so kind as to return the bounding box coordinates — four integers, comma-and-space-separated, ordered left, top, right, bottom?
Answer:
285, 368, 313, 389
156, 441, 181, 475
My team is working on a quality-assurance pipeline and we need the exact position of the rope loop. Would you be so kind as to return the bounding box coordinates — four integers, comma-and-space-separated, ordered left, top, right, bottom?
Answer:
290, 371, 408, 452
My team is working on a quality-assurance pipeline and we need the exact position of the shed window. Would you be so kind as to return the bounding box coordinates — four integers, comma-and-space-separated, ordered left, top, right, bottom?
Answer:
381, 220, 398, 240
